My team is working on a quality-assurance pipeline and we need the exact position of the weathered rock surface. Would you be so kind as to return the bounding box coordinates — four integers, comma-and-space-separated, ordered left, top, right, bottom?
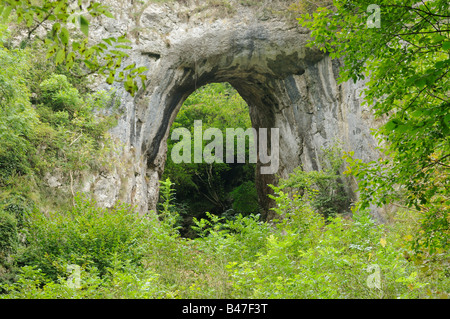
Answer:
81, 0, 384, 222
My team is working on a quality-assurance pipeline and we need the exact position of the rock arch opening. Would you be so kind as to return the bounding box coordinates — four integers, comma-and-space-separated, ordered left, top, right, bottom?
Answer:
161, 82, 268, 236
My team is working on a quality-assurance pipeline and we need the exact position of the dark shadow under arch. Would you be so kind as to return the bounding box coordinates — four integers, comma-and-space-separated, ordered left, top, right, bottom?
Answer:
159, 78, 280, 221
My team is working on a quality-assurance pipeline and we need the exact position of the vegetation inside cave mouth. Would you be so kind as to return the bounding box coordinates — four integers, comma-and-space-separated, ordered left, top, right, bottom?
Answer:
160, 83, 260, 238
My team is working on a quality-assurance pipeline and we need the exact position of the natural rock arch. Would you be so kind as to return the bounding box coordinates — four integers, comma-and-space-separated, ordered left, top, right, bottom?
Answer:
88, 1, 384, 222
133, 22, 327, 220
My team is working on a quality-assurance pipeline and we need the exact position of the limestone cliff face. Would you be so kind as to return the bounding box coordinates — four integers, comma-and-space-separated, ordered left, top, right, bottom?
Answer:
83, 1, 384, 221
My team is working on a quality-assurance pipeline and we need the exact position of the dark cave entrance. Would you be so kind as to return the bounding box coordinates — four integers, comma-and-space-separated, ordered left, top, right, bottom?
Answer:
160, 82, 264, 238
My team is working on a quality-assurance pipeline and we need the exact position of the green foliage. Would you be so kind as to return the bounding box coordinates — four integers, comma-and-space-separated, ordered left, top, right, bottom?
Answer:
33, 72, 117, 173
298, 0, 450, 255
19, 196, 150, 281
162, 82, 259, 232
0, 192, 33, 228
0, 262, 175, 299
192, 212, 272, 266
0, 188, 448, 299
278, 144, 351, 218
1, 23, 117, 196
0, 208, 19, 290
0, 41, 38, 186
0, 23, 123, 288
1, 1, 147, 96
0, 210, 18, 257
158, 178, 183, 234
227, 185, 446, 299
229, 181, 260, 215
39, 74, 82, 113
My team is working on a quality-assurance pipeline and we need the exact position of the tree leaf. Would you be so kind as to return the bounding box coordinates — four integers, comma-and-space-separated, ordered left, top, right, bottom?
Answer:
79, 15, 89, 36
103, 38, 113, 46
106, 74, 114, 85
114, 44, 132, 50
134, 66, 148, 74
51, 22, 61, 40
116, 36, 131, 43
123, 63, 136, 71
1, 6, 12, 23
72, 41, 80, 51
55, 49, 65, 65
60, 27, 69, 45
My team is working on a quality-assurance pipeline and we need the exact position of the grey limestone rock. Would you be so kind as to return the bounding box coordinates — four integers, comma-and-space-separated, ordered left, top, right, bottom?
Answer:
83, 1, 384, 222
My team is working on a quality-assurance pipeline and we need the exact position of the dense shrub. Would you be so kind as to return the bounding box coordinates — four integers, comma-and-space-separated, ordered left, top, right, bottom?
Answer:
39, 74, 82, 114
0, 181, 448, 299
229, 181, 260, 215
18, 196, 151, 280
226, 184, 448, 299
0, 263, 175, 299
0, 193, 34, 228
0, 209, 19, 290
0, 210, 18, 257
0, 41, 38, 186
279, 144, 351, 218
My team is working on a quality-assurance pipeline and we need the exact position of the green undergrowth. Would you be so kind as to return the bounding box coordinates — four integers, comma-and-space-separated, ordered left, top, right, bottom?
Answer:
1, 177, 448, 299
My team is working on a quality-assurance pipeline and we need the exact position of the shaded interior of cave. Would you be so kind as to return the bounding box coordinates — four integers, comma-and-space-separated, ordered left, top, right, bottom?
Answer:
160, 82, 264, 238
